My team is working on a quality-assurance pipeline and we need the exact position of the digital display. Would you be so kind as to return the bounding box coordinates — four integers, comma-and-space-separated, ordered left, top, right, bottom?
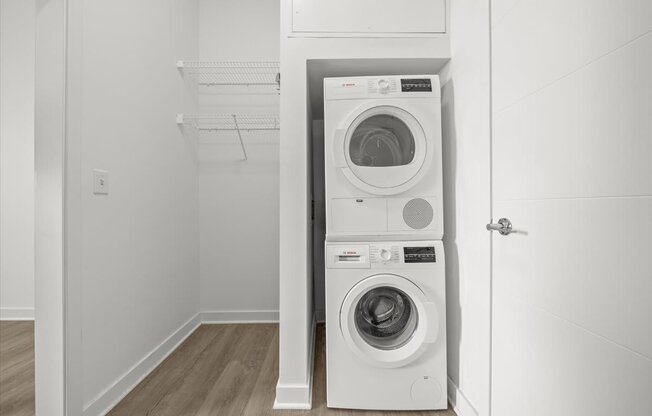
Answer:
404, 246, 436, 263
401, 78, 432, 92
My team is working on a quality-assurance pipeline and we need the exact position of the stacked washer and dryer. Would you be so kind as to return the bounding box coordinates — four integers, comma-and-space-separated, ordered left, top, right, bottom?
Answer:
323, 75, 447, 410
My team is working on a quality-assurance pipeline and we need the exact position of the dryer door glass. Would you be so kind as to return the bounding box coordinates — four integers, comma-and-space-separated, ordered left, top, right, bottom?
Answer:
341, 106, 429, 195
354, 286, 418, 350
349, 115, 415, 167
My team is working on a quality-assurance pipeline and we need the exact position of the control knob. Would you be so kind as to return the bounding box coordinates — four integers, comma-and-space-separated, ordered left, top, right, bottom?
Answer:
379, 248, 392, 261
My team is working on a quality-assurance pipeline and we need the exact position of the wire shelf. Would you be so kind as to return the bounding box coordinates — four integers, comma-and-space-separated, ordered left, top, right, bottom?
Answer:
177, 61, 280, 88
177, 113, 279, 131
177, 113, 279, 160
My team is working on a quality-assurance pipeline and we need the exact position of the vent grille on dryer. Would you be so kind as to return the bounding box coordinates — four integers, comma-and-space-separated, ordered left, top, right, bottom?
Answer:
403, 198, 434, 230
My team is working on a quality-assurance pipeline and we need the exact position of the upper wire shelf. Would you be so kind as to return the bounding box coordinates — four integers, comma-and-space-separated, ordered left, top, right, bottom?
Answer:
177, 61, 280, 88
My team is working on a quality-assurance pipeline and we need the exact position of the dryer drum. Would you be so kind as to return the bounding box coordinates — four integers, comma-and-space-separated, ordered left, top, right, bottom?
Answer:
355, 287, 418, 350
359, 128, 402, 166
349, 114, 415, 167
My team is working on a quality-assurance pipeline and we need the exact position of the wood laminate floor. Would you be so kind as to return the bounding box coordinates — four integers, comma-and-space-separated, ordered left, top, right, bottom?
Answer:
0, 321, 35, 416
109, 324, 455, 416
0, 322, 455, 416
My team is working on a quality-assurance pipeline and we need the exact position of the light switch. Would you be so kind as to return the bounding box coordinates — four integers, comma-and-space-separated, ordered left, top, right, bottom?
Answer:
93, 169, 109, 195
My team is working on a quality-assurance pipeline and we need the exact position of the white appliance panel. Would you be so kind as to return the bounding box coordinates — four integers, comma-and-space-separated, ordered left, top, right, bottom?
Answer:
292, 0, 446, 34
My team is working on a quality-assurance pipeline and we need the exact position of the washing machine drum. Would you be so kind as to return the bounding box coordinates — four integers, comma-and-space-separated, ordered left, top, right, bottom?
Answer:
340, 274, 438, 368
355, 287, 417, 351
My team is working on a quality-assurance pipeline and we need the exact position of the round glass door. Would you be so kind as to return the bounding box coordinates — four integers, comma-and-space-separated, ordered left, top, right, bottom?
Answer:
340, 274, 438, 368
349, 115, 416, 167
355, 287, 418, 350
341, 106, 429, 195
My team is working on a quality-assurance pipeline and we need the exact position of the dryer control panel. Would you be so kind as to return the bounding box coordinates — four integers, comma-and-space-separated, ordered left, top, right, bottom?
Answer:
324, 75, 441, 100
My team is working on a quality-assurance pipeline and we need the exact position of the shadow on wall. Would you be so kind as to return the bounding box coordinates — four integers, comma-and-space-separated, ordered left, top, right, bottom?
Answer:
312, 120, 326, 322
441, 79, 462, 387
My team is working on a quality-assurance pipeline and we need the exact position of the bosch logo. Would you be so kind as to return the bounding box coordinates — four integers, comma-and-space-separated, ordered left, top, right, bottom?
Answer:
341, 83, 356, 87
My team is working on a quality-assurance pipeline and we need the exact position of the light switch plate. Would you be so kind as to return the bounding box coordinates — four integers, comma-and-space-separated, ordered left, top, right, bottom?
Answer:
93, 169, 109, 195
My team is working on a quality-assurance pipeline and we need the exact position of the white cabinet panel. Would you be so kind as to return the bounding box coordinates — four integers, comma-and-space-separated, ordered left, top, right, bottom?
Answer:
330, 198, 387, 233
292, 0, 446, 34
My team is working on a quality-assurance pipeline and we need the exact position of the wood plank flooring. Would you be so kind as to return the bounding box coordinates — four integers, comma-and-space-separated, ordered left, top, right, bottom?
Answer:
109, 324, 456, 416
0, 322, 456, 415
0, 321, 35, 416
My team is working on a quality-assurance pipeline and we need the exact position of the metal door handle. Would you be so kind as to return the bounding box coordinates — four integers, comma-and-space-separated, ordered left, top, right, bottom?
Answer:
486, 218, 513, 235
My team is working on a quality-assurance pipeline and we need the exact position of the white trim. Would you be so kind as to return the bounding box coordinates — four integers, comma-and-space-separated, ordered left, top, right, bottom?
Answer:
0, 307, 35, 320
200, 310, 279, 323
448, 377, 480, 416
273, 314, 316, 409
82, 313, 201, 416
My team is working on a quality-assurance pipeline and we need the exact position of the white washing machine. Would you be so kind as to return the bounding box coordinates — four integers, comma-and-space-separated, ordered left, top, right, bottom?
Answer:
324, 75, 443, 242
325, 240, 447, 410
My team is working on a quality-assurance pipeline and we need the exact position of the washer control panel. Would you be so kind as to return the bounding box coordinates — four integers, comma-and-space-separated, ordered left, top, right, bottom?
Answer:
327, 242, 439, 269
370, 245, 401, 264
403, 246, 436, 263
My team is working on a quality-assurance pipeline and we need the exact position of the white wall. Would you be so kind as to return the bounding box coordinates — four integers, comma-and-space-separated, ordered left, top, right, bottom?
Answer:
64, 1, 201, 413
0, 0, 35, 320
439, 1, 492, 415
197, 0, 280, 321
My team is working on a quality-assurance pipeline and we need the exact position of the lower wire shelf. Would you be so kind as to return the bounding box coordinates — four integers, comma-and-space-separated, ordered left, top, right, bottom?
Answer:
176, 113, 280, 160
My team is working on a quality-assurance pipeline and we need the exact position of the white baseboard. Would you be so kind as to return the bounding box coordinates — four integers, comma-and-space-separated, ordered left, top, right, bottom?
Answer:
0, 307, 35, 320
83, 313, 201, 416
273, 313, 316, 410
448, 377, 479, 416
201, 310, 278, 323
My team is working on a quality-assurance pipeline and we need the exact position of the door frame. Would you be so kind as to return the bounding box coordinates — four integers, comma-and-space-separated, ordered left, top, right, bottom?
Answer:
34, 0, 82, 414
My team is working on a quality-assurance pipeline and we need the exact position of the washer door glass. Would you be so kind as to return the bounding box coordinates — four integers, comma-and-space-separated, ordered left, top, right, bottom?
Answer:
349, 115, 415, 167
355, 286, 418, 350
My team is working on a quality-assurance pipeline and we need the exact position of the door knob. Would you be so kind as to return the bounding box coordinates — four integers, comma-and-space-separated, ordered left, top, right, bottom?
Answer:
486, 218, 513, 235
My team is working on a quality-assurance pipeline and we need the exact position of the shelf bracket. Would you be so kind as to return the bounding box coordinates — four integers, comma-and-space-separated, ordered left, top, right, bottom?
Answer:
231, 114, 248, 161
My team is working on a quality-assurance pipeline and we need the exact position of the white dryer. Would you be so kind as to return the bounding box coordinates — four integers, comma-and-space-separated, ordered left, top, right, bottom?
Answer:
325, 240, 447, 410
324, 75, 443, 241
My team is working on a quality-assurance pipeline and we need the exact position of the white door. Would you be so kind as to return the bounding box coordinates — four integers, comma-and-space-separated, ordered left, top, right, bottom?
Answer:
340, 274, 438, 368
489, 2, 652, 415
336, 105, 430, 195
